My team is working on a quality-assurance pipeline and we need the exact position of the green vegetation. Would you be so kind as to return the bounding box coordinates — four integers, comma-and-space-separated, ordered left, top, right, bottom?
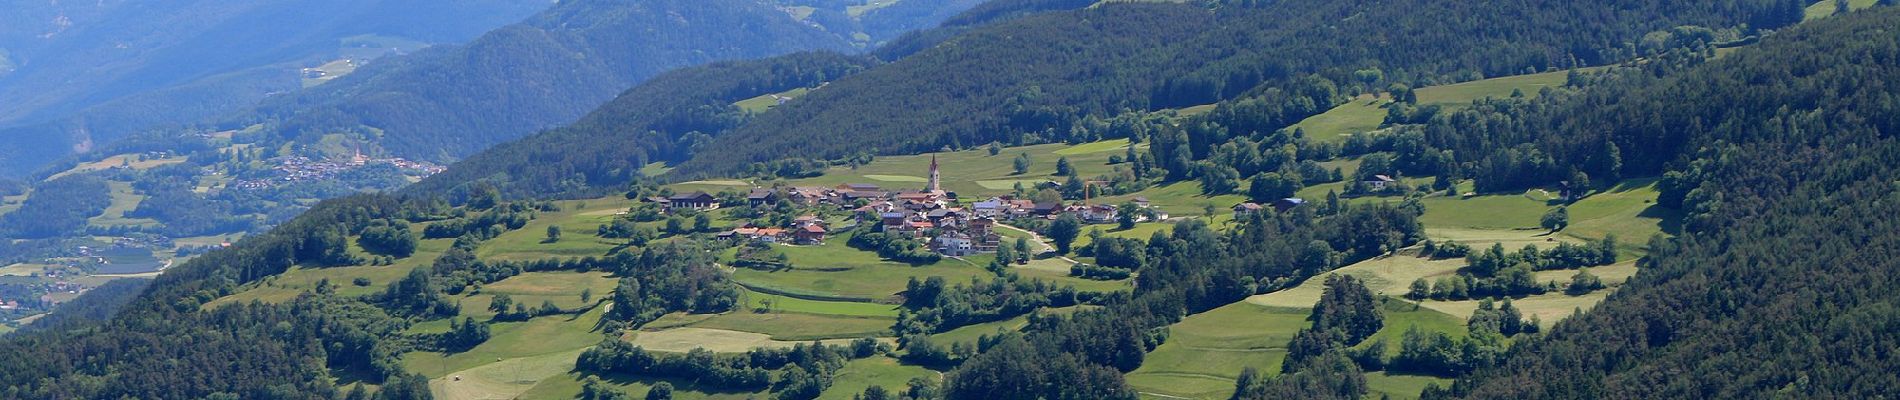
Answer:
784, 140, 1130, 196
1126, 302, 1306, 398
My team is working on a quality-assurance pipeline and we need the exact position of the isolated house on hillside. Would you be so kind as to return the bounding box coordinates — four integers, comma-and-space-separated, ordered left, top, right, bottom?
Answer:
1233, 202, 1265, 218
794, 225, 827, 244
1365, 175, 1397, 191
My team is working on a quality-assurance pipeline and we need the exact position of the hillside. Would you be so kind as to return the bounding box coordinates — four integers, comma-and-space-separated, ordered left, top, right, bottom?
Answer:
236, 0, 857, 165
2, 1, 1896, 400
0, 0, 549, 177
670, 0, 1808, 177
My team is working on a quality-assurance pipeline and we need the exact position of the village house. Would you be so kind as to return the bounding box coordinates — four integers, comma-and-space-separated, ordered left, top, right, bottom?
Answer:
794, 225, 828, 245
837, 183, 882, 192
1082, 204, 1120, 224
666, 191, 720, 211
1233, 202, 1266, 218
933, 232, 977, 256
747, 189, 779, 206
1365, 175, 1397, 191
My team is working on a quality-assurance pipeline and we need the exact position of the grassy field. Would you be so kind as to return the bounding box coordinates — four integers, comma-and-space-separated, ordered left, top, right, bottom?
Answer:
477, 196, 640, 261
1098, 180, 1248, 217
1366, 372, 1453, 400
740, 287, 900, 317
87, 181, 158, 228
1415, 70, 1570, 105
406, 306, 608, 380
1288, 94, 1393, 144
207, 238, 452, 307
453, 271, 619, 320
47, 153, 186, 180
783, 140, 1136, 197
819, 356, 936, 400
734, 87, 812, 113
1127, 302, 1307, 399
1419, 179, 1676, 259
1805, 0, 1879, 20
730, 237, 995, 301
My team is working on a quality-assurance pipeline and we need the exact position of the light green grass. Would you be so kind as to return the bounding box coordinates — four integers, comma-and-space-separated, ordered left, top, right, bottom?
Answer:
208, 238, 453, 306
1288, 94, 1392, 144
820, 356, 936, 400
1417, 290, 1611, 330
740, 287, 901, 317
734, 87, 812, 113
521, 371, 761, 400
846, 0, 903, 17
0, 324, 13, 335
454, 271, 619, 320
783, 140, 1129, 197
1127, 302, 1307, 399
1098, 181, 1248, 217
731, 237, 994, 301
1366, 372, 1453, 400
1415, 70, 1570, 105
88, 181, 158, 228
639, 162, 674, 177
477, 196, 638, 261
1805, 0, 1878, 20
404, 306, 608, 380
1420, 179, 1677, 259
863, 174, 927, 182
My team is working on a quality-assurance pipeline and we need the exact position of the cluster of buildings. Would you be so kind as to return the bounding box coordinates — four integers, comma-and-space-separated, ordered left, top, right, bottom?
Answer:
230, 151, 445, 190
718, 215, 831, 245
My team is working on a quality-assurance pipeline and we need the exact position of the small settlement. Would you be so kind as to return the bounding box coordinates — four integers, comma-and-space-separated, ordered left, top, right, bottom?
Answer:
645, 156, 1182, 256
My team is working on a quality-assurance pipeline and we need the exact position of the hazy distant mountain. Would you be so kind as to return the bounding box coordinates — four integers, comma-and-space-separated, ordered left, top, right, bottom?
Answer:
0, 0, 549, 176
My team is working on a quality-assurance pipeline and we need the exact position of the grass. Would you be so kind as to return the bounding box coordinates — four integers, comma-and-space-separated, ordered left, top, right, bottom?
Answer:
1420, 178, 1677, 259
1248, 255, 1465, 308
1288, 94, 1393, 144
1414, 70, 1570, 105
404, 306, 608, 383
1417, 290, 1611, 330
734, 87, 812, 113
453, 271, 619, 320
1366, 372, 1453, 400
740, 287, 900, 318
47, 153, 186, 180
1126, 302, 1307, 399
1805, 0, 1878, 21
819, 356, 936, 400
731, 237, 994, 301
88, 181, 157, 228
782, 140, 1134, 197
845, 0, 903, 17
477, 196, 638, 261
627, 323, 889, 352
1098, 181, 1248, 217
521, 371, 761, 400
207, 238, 452, 307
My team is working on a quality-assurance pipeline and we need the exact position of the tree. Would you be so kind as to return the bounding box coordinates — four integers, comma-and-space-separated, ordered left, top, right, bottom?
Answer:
1048, 215, 1083, 255
857, 386, 895, 400
1014, 237, 1032, 262
1566, 270, 1605, 295
1407, 278, 1431, 300
1055, 156, 1074, 176
693, 213, 713, 232
988, 142, 1003, 156
1248, 172, 1303, 203
1117, 202, 1140, 230
1013, 152, 1033, 175
546, 225, 563, 242
646, 382, 674, 400
1836, 0, 1852, 15
581, 288, 594, 304
1540, 206, 1570, 232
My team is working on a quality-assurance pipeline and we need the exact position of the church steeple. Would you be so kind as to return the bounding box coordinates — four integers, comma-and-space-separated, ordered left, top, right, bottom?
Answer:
927, 155, 942, 193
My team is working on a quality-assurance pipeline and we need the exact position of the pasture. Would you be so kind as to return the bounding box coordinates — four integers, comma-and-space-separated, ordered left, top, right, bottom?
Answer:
87, 181, 157, 228
476, 196, 640, 261
1805, 0, 1878, 20
404, 306, 608, 381
453, 271, 619, 320
1126, 302, 1307, 399
782, 139, 1136, 197
206, 238, 452, 307
1288, 94, 1392, 144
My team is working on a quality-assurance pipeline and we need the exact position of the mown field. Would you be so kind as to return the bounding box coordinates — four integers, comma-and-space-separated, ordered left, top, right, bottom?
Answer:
782, 139, 1138, 197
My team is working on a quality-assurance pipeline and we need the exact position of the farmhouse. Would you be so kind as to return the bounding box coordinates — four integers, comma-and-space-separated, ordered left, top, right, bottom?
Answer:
667, 191, 720, 211
746, 189, 778, 206
1233, 202, 1265, 218
1365, 175, 1397, 191
794, 225, 827, 245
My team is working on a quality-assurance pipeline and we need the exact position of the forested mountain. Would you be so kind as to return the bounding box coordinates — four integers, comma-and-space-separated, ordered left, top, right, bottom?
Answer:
0, 0, 549, 176
406, 52, 879, 200
227, 0, 856, 165
1411, 7, 1900, 398
671, 0, 1807, 177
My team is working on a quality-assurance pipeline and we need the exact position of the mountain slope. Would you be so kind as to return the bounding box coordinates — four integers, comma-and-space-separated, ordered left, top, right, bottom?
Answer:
672, 0, 1807, 177
234, 0, 856, 165
405, 51, 879, 200
0, 0, 547, 176
1415, 7, 1900, 398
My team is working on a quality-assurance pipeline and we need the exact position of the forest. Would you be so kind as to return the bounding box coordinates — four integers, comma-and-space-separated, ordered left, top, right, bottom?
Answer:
670, 0, 1807, 177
